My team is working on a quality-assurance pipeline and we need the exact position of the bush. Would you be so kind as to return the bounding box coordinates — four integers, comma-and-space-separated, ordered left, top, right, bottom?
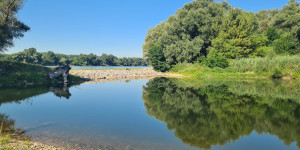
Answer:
202, 53, 229, 68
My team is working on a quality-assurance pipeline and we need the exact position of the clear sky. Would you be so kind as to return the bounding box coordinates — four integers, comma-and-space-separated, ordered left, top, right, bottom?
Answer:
6, 0, 291, 57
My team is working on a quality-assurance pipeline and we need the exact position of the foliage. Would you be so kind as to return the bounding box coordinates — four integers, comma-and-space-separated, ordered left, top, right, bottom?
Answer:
0, 61, 82, 86
272, 33, 300, 55
0, 0, 30, 52
201, 52, 229, 68
143, 0, 230, 65
265, 28, 280, 45
143, 0, 300, 72
232, 55, 300, 75
271, 0, 300, 40
148, 42, 170, 72
171, 55, 300, 79
208, 9, 259, 59
0, 49, 148, 66
256, 9, 279, 32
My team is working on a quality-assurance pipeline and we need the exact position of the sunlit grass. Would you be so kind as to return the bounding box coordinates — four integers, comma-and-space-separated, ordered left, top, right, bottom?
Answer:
170, 55, 300, 79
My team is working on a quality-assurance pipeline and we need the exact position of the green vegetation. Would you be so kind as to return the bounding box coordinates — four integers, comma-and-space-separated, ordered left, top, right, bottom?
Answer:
143, 0, 300, 76
170, 55, 300, 79
0, 0, 30, 52
0, 48, 148, 66
0, 114, 32, 149
142, 78, 300, 149
0, 61, 81, 86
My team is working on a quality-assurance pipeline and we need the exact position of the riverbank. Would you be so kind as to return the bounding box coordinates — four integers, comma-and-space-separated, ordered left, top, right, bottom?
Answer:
0, 61, 82, 87
70, 68, 187, 81
169, 55, 300, 80
0, 139, 63, 150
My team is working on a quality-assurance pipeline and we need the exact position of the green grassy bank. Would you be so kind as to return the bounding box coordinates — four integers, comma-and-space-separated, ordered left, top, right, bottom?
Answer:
0, 61, 81, 87
170, 55, 300, 79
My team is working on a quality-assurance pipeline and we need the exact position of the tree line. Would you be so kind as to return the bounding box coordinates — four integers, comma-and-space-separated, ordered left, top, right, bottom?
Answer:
143, 0, 300, 72
0, 48, 148, 66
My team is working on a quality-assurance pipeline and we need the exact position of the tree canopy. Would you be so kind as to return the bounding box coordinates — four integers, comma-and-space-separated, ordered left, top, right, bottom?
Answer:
0, 0, 29, 52
143, 0, 300, 71
0, 48, 148, 66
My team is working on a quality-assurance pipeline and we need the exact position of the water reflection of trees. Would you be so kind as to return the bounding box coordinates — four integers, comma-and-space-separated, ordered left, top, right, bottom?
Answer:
0, 114, 28, 140
0, 84, 75, 105
142, 78, 300, 149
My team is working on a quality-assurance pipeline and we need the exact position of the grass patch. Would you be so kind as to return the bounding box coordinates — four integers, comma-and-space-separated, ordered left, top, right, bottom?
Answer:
169, 55, 300, 79
0, 61, 83, 86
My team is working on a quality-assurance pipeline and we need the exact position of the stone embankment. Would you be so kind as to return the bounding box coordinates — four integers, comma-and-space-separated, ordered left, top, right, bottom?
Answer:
70, 68, 187, 82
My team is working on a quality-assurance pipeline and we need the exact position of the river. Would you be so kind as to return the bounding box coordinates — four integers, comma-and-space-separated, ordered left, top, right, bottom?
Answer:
0, 78, 299, 150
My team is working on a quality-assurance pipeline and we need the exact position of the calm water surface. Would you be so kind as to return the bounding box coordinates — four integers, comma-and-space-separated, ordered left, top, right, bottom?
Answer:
0, 78, 299, 150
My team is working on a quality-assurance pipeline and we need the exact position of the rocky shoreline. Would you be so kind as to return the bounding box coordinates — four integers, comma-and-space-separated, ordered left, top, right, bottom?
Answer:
70, 68, 187, 82
0, 140, 63, 150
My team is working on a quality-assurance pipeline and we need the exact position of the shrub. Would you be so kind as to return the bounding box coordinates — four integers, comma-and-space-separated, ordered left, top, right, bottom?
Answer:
202, 53, 229, 68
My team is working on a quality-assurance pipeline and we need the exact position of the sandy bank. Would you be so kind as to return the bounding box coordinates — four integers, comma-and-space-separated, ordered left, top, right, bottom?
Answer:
70, 68, 187, 82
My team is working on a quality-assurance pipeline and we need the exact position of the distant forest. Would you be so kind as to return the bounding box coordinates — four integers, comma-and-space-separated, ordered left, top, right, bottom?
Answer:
0, 48, 148, 66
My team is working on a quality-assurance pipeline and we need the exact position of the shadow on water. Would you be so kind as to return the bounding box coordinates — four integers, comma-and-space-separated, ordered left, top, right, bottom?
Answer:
0, 84, 77, 106
0, 83, 77, 142
142, 78, 300, 149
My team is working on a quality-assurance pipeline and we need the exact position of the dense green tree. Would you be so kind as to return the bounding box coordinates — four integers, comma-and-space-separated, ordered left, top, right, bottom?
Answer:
42, 51, 58, 66
71, 53, 98, 66
143, 0, 230, 65
117, 57, 147, 66
201, 52, 229, 68
99, 53, 117, 66
142, 24, 165, 58
148, 42, 170, 72
271, 0, 300, 40
273, 33, 300, 55
143, 0, 300, 72
256, 9, 279, 32
208, 9, 259, 59
0, 0, 29, 52
265, 28, 280, 45
8, 48, 42, 64
0, 49, 148, 66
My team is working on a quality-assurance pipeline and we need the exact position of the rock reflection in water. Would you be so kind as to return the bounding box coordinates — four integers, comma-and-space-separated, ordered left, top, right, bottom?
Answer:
0, 84, 75, 105
142, 78, 300, 149
49, 84, 71, 99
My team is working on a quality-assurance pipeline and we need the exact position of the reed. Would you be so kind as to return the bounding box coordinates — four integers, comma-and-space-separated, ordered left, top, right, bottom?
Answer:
232, 55, 300, 74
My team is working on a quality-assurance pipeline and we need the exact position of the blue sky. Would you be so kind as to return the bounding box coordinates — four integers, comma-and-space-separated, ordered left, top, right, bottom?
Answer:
7, 0, 291, 57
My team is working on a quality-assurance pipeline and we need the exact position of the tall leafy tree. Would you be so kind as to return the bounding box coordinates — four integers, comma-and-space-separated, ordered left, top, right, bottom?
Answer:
42, 51, 58, 65
143, 0, 230, 66
148, 42, 170, 72
208, 9, 259, 59
271, 0, 300, 39
0, 0, 29, 52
